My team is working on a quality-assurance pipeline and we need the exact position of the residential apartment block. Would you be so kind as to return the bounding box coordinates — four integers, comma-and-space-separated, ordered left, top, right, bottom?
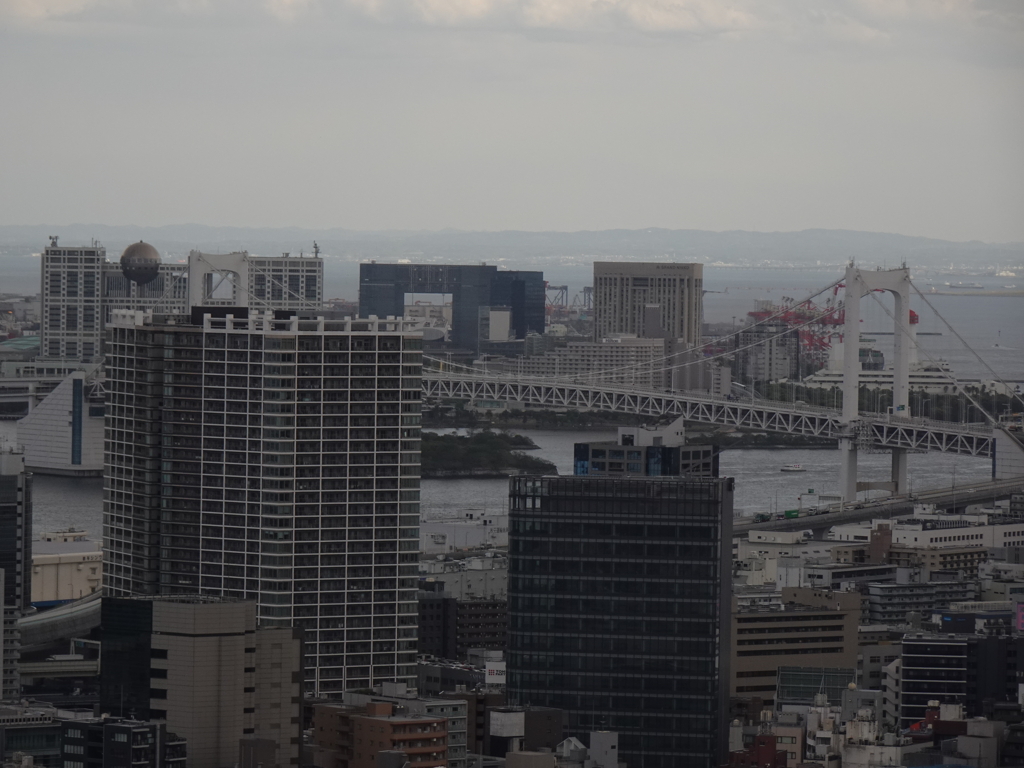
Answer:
102, 309, 422, 692
311, 701, 448, 768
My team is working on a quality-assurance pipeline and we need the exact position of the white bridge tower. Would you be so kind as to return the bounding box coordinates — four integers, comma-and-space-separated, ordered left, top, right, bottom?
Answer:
839, 264, 913, 501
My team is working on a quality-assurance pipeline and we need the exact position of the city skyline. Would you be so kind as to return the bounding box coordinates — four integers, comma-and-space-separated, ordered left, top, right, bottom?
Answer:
2, 230, 1023, 767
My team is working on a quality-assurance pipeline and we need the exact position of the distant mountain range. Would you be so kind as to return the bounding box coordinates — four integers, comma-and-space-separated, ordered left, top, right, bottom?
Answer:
2, 225, 1020, 297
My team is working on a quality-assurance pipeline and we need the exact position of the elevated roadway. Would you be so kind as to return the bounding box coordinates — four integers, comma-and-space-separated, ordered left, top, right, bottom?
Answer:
20, 658, 100, 680
731, 476, 1024, 539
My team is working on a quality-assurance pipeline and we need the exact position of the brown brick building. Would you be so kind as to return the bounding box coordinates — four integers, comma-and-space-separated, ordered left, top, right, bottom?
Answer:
312, 702, 449, 768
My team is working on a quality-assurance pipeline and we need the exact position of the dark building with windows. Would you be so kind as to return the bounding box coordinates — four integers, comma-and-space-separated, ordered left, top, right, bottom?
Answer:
900, 633, 1024, 731
359, 263, 545, 351
60, 718, 186, 768
572, 418, 717, 479
418, 587, 507, 661
507, 472, 733, 768
0, 450, 32, 700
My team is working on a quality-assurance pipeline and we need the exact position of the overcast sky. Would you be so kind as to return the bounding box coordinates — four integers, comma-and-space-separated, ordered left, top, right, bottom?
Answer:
1, 0, 1022, 242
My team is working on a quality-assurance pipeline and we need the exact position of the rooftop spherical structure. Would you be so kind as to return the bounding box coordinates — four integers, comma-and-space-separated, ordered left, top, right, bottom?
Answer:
120, 241, 161, 285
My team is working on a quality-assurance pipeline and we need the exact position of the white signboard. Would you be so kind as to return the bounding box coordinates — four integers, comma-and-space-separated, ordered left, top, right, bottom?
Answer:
485, 661, 506, 684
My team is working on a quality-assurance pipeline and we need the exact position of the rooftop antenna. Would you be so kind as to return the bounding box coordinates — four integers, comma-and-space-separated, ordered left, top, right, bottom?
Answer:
49, 235, 59, 247
313, 241, 320, 257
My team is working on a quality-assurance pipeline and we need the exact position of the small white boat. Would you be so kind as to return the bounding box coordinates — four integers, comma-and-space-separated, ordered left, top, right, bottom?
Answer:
780, 464, 807, 472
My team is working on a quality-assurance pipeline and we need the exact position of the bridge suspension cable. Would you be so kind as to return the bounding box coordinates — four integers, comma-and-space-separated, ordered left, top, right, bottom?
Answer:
868, 289, 996, 426
572, 288, 846, 382
909, 281, 1024, 412
436, 277, 845, 383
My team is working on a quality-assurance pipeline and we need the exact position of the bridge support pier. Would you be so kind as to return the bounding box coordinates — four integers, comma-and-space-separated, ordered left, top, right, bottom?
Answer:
891, 447, 908, 496
839, 437, 858, 502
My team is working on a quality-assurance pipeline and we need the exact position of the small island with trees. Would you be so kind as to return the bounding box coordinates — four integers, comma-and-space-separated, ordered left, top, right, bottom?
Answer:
421, 430, 557, 478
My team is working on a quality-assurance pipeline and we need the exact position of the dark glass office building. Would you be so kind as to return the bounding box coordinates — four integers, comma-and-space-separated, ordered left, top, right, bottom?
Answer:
507, 474, 733, 768
359, 263, 545, 351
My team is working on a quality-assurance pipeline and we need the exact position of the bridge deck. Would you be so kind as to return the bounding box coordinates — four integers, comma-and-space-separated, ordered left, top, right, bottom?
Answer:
424, 371, 994, 457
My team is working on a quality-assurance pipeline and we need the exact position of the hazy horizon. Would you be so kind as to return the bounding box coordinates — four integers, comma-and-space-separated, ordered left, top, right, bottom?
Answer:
2, 1, 1022, 242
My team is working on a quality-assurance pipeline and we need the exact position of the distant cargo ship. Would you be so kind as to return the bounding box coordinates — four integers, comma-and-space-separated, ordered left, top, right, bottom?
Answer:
945, 281, 984, 289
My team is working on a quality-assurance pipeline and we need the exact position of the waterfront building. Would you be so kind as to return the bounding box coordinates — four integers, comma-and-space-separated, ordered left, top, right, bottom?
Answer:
572, 418, 718, 478
359, 263, 545, 352
100, 595, 302, 768
17, 370, 106, 476
102, 308, 422, 693
592, 262, 703, 346
39, 238, 322, 363
507, 469, 733, 768
735, 320, 802, 384
0, 448, 31, 700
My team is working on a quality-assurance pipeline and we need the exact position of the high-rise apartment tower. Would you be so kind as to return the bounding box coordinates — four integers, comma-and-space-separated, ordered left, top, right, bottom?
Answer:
103, 308, 422, 693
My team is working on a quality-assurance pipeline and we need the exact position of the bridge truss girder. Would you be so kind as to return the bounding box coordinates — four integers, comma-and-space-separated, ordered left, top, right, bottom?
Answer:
867, 421, 991, 457
422, 374, 992, 458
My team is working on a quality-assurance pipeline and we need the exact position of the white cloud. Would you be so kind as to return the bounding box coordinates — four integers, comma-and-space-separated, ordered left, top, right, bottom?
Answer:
2, 0, 1020, 39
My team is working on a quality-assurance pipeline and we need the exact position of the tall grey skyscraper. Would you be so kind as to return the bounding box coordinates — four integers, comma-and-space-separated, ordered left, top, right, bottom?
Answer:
103, 308, 422, 693
507, 424, 731, 768
0, 449, 32, 700
592, 262, 703, 346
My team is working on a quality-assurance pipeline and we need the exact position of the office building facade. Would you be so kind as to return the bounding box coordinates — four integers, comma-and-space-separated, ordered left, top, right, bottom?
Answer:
507, 473, 733, 768
100, 596, 301, 768
103, 309, 422, 693
359, 264, 545, 352
39, 239, 322, 362
592, 262, 703, 346
731, 588, 860, 707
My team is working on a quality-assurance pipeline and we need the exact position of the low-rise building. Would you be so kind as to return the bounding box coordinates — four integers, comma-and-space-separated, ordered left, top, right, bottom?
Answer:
418, 588, 507, 661
866, 578, 977, 625
31, 529, 102, 607
342, 682, 468, 768
419, 554, 509, 601
60, 717, 187, 768
731, 588, 860, 706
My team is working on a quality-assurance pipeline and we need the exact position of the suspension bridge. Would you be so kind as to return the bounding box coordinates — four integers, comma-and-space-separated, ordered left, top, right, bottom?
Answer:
424, 264, 1024, 501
